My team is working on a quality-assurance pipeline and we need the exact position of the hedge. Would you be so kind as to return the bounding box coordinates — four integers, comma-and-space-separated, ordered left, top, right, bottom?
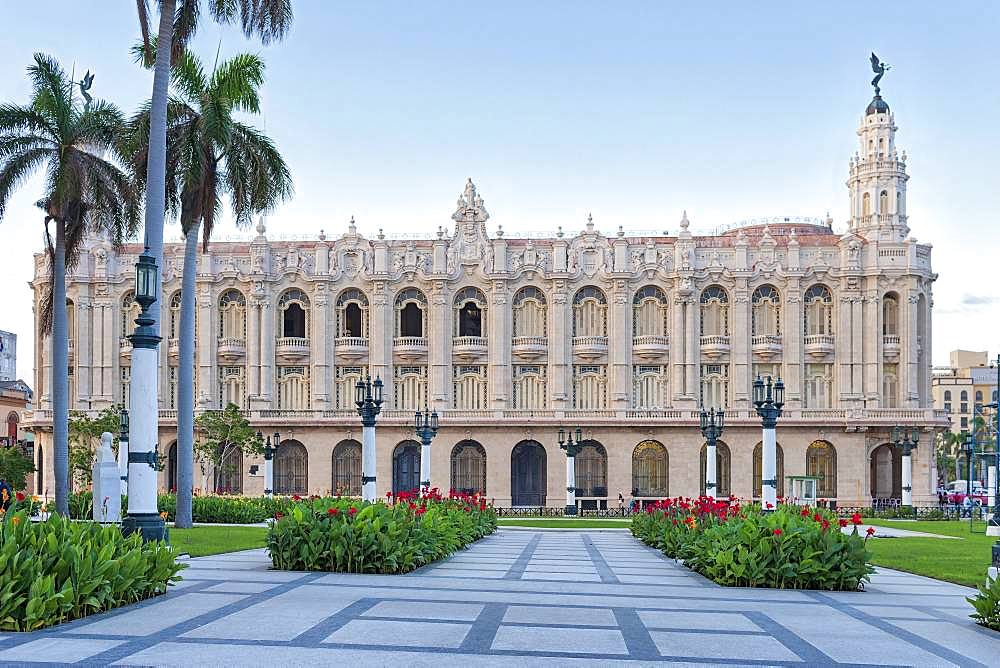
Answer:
632, 497, 874, 590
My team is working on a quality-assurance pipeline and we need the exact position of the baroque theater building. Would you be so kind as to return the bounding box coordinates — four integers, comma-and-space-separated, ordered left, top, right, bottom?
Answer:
27, 89, 946, 508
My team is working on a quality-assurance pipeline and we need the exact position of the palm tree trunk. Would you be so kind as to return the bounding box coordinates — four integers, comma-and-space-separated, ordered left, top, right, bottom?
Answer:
52, 219, 69, 515
175, 222, 199, 528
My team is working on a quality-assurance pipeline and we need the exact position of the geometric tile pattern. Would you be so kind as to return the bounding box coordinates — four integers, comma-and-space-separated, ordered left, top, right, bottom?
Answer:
0, 529, 996, 666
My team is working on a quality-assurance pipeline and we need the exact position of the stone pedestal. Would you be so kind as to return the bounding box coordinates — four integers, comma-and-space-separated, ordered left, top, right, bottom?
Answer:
92, 432, 121, 523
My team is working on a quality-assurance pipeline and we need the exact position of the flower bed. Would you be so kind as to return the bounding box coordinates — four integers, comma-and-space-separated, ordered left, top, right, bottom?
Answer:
267, 490, 497, 573
632, 497, 874, 590
68, 492, 298, 524
0, 498, 185, 631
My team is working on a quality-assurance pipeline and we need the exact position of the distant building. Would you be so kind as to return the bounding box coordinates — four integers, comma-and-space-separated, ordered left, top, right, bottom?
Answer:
932, 350, 999, 434
0, 378, 37, 493
0, 330, 15, 382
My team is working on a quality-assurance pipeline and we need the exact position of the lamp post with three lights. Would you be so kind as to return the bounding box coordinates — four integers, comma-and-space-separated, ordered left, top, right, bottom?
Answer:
355, 375, 383, 502
700, 407, 725, 498
892, 425, 919, 509
558, 427, 583, 516
753, 375, 784, 511
414, 403, 439, 491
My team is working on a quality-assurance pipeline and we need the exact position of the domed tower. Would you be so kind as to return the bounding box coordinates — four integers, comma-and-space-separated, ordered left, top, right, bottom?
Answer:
847, 53, 909, 241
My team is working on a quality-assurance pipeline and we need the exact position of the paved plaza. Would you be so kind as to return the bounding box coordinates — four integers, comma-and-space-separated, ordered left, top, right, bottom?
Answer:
0, 529, 997, 666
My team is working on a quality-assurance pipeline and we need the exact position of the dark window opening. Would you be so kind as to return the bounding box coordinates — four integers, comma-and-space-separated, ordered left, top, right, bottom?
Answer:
459, 302, 482, 337
283, 303, 306, 338
344, 303, 362, 337
400, 303, 423, 337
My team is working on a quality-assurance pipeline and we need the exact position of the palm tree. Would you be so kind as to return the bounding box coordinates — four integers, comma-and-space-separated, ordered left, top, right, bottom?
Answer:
0, 54, 140, 515
123, 50, 291, 527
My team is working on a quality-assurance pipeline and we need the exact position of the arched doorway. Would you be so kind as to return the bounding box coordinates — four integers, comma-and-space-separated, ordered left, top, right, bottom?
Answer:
870, 443, 901, 501
575, 441, 607, 498
6, 411, 18, 445
451, 440, 487, 495
806, 440, 838, 499
274, 440, 308, 495
511, 441, 546, 506
214, 448, 243, 494
753, 442, 784, 499
167, 441, 178, 492
632, 440, 668, 498
392, 441, 421, 494
700, 440, 732, 498
332, 439, 362, 496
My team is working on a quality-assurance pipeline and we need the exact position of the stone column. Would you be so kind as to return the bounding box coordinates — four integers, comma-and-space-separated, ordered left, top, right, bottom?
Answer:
732, 283, 750, 407
77, 296, 92, 406
549, 284, 569, 409
489, 280, 510, 408
429, 281, 449, 408
903, 290, 919, 407
863, 286, 880, 406
672, 295, 687, 402
247, 299, 260, 399
686, 298, 699, 407
609, 280, 630, 409
261, 298, 275, 405
196, 285, 214, 407
783, 280, 802, 408
312, 285, 330, 408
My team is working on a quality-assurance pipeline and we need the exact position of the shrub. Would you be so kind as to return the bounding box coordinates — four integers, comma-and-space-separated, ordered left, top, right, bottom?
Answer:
968, 573, 1000, 631
632, 497, 874, 590
0, 499, 185, 631
0, 448, 34, 492
267, 490, 497, 573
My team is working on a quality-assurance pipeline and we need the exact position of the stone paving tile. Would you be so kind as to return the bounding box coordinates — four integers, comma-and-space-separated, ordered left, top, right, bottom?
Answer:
638, 610, 762, 632
363, 600, 484, 621
649, 630, 799, 662
504, 605, 618, 627
0, 638, 125, 663
324, 619, 471, 648
66, 593, 246, 636
202, 581, 279, 594
492, 625, 629, 654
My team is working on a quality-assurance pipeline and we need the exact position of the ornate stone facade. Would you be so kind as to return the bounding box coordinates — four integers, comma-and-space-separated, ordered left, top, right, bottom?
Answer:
27, 94, 947, 507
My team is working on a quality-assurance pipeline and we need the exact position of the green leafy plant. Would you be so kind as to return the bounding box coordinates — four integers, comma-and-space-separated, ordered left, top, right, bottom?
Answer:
968, 573, 1000, 631
0, 447, 35, 492
267, 490, 497, 574
632, 497, 874, 590
0, 498, 184, 631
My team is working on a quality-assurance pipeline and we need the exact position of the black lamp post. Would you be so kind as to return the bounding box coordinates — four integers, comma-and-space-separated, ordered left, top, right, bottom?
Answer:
258, 430, 277, 497
892, 425, 919, 508
558, 427, 584, 515
355, 375, 384, 501
700, 407, 725, 497
414, 403, 440, 490
963, 432, 976, 521
753, 375, 784, 510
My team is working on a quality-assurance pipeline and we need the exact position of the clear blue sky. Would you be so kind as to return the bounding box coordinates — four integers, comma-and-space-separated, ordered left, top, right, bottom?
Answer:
2, 1, 998, 379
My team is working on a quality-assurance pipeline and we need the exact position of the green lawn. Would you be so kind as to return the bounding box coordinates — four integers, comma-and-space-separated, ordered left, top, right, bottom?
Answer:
169, 526, 268, 557
863, 519, 995, 587
498, 518, 630, 528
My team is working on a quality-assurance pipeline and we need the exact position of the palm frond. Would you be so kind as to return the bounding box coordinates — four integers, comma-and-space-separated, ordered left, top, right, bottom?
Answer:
209, 53, 264, 114
0, 146, 53, 219
211, 0, 293, 45
0, 103, 57, 139
171, 50, 208, 104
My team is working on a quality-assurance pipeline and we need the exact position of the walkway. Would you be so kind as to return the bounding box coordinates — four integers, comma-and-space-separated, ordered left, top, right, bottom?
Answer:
0, 529, 996, 666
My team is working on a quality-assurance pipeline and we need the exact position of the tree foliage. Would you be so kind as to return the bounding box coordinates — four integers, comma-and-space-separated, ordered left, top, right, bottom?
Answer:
68, 406, 121, 488
194, 403, 263, 487
0, 447, 35, 492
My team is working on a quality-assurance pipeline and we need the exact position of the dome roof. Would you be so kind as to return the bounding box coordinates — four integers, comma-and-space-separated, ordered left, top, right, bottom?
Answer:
866, 94, 890, 115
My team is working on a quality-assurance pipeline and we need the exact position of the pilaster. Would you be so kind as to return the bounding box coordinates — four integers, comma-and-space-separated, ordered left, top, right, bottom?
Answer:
732, 280, 750, 408
609, 278, 630, 409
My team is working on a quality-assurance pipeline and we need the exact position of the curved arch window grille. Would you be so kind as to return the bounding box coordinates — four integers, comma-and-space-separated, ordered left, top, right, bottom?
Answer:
572, 286, 607, 337
336, 288, 369, 338
218, 289, 246, 339
332, 440, 362, 496
214, 447, 243, 494
451, 441, 487, 495
121, 290, 140, 338
165, 292, 181, 338
632, 440, 668, 497
699, 285, 729, 336
882, 292, 899, 336
573, 365, 607, 409
454, 287, 487, 338
274, 441, 308, 495
512, 365, 547, 409
633, 285, 668, 337
700, 440, 732, 498
753, 442, 785, 499
575, 441, 607, 497
395, 288, 427, 337
751, 285, 781, 336
512, 286, 547, 338
806, 440, 838, 498
804, 284, 833, 336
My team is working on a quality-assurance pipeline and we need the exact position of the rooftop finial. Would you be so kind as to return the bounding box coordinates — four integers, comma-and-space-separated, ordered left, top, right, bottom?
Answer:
680, 210, 690, 231
348, 216, 356, 235
496, 224, 504, 238
586, 212, 594, 232
255, 216, 266, 236
319, 229, 326, 241
870, 52, 890, 97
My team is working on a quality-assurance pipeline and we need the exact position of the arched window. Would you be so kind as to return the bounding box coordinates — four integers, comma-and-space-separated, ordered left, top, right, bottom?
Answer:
512, 365, 547, 409
66, 299, 76, 340
6, 411, 18, 443
883, 366, 899, 408
214, 447, 243, 494
806, 440, 837, 498
278, 289, 309, 338
274, 440, 308, 495
700, 286, 729, 336
392, 440, 421, 494
751, 285, 781, 336
632, 440, 668, 497
276, 366, 309, 410
121, 291, 141, 338
882, 293, 899, 336
870, 443, 901, 500
575, 441, 607, 497
753, 442, 785, 499
395, 288, 426, 338
451, 440, 487, 495
803, 285, 833, 336
168, 291, 182, 338
219, 290, 246, 339
512, 287, 546, 338
976, 390, 983, 402
167, 441, 178, 492
944, 390, 952, 401
699, 440, 731, 498
332, 439, 362, 496
454, 287, 487, 338
511, 440, 546, 506
862, 192, 871, 217
336, 289, 368, 338
633, 286, 668, 337
572, 286, 607, 337
879, 190, 889, 213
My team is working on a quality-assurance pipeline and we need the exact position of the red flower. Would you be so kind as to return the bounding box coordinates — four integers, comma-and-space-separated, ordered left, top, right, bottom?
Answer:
866, 527, 876, 537
348, 506, 358, 516
274, 512, 284, 520
292, 495, 302, 501
327, 507, 339, 516
416, 506, 427, 515
766, 502, 774, 510
800, 507, 810, 517
813, 513, 822, 522
838, 518, 848, 528
15, 492, 25, 502
851, 512, 863, 526
772, 528, 783, 536
821, 519, 830, 531
408, 502, 417, 510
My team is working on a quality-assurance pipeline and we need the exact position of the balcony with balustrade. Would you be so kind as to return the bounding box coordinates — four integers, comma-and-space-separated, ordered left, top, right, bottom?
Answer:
572, 335, 608, 360
335, 336, 368, 360
699, 335, 730, 359
804, 334, 835, 359
218, 337, 247, 361
882, 334, 901, 361
275, 336, 310, 362
632, 334, 670, 360
751, 334, 783, 359
452, 336, 488, 361
511, 336, 548, 360
393, 336, 428, 361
